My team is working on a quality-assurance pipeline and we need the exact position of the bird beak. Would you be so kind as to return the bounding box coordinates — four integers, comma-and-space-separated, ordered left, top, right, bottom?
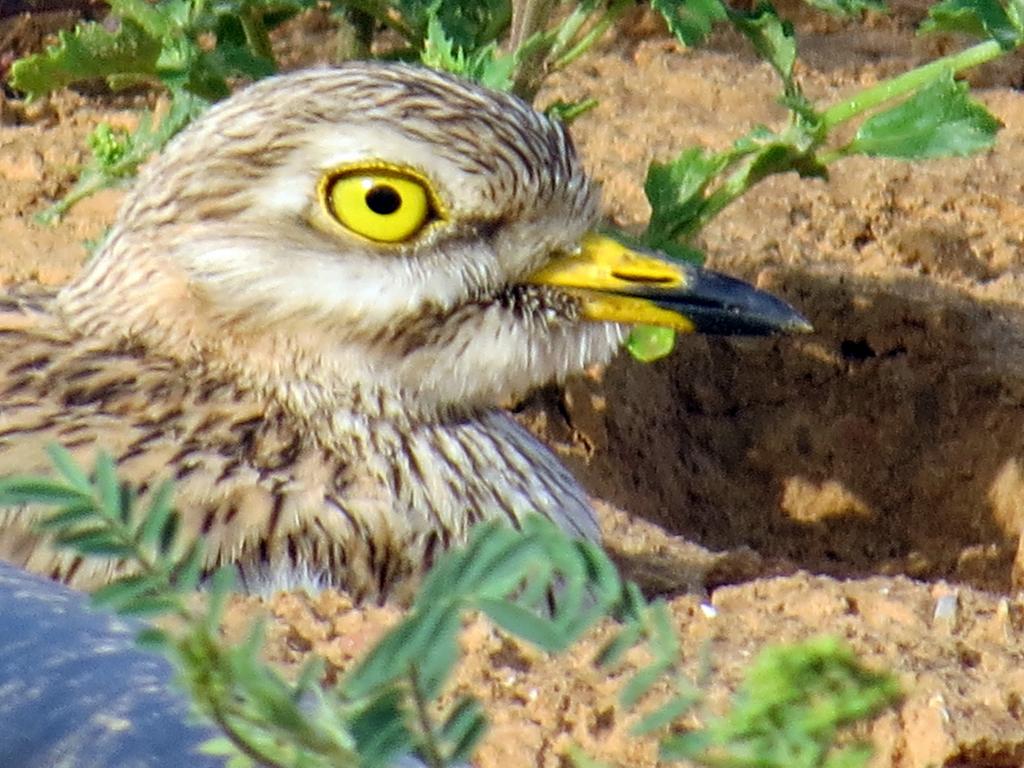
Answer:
526, 233, 812, 335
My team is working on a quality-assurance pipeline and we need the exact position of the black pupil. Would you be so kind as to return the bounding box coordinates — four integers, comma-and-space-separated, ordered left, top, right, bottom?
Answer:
365, 185, 402, 215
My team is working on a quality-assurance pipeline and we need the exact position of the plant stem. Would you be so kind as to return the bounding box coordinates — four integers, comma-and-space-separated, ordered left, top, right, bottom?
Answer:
508, 0, 557, 53
239, 9, 274, 64
545, 2, 591, 62
408, 667, 445, 768
508, 0, 559, 99
820, 38, 1003, 129
679, 38, 1008, 240
551, 0, 631, 71
209, 697, 291, 768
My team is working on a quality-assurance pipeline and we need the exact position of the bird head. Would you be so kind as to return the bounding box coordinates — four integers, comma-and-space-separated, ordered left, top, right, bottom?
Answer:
60, 63, 809, 420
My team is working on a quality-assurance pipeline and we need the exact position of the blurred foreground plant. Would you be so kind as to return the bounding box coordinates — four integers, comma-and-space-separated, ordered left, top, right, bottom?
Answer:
0, 445, 900, 767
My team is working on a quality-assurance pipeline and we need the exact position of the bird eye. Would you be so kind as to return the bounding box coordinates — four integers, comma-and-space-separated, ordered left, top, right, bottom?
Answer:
322, 167, 437, 243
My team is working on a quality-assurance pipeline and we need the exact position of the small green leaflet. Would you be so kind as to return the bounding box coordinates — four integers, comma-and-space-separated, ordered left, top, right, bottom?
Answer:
728, 4, 797, 87
627, 326, 676, 362
660, 637, 901, 765
803, 0, 887, 14
652, 0, 729, 47
421, 14, 516, 91
846, 73, 1001, 158
9, 21, 162, 100
920, 0, 1019, 49
643, 148, 729, 250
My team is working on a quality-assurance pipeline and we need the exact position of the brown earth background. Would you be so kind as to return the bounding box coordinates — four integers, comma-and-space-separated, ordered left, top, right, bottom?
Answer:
4, 3, 1024, 765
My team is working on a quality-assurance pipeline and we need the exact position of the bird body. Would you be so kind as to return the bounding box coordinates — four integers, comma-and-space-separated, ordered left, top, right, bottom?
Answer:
0, 287, 597, 602
0, 62, 808, 602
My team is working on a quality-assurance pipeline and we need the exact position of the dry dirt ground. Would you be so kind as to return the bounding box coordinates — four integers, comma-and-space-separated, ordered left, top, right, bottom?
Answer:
4, 3, 1024, 766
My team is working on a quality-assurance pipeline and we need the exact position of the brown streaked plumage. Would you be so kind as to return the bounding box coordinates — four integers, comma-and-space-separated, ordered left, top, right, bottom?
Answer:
0, 62, 808, 603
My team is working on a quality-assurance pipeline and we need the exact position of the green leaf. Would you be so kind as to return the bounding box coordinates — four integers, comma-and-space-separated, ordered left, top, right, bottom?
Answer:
440, 697, 487, 763
39, 94, 202, 223
116, 593, 185, 617
411, 609, 462, 699
631, 692, 698, 735
107, 0, 177, 39
9, 20, 162, 100
92, 573, 180, 618
93, 451, 123, 521
347, 687, 413, 767
660, 637, 901, 766
1009, 0, 1024, 32
567, 746, 615, 768
626, 326, 676, 362
420, 14, 515, 90
477, 598, 564, 650
652, 0, 729, 47
0, 477, 88, 507
171, 539, 206, 590
92, 574, 161, 611
439, 525, 535, 599
207, 39, 276, 82
89, 125, 131, 170
621, 658, 669, 710
33, 498, 101, 531
660, 730, 712, 760
138, 480, 176, 552
472, 48, 517, 92
544, 98, 599, 123
846, 73, 1001, 158
728, 4, 797, 87
802, 0, 886, 14
198, 737, 244, 757
346, 606, 459, 697
46, 444, 93, 493
402, 0, 512, 48
204, 566, 237, 627
594, 622, 644, 668
642, 148, 729, 249
135, 625, 172, 649
55, 527, 133, 557
920, 0, 1019, 48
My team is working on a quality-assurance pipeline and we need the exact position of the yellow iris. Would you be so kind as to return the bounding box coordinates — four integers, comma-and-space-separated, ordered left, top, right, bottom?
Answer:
325, 168, 434, 243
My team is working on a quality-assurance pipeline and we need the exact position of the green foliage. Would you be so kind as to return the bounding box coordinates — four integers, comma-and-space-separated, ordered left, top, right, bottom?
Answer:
0, 448, 901, 767
9, 20, 162, 99
9, 0, 291, 222
844, 73, 1002, 158
626, 325, 677, 362
6, 0, 637, 220
652, 0, 729, 46
9, 0, 289, 102
420, 14, 516, 91
41, 94, 205, 224
920, 0, 1020, 46
625, 0, 1020, 359
661, 637, 902, 768
801, 0, 886, 15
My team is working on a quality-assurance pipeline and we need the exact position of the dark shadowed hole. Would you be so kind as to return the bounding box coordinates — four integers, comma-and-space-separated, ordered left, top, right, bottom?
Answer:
840, 338, 876, 361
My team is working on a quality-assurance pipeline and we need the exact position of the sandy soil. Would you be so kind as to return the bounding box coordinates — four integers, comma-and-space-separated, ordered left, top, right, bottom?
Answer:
4, 3, 1024, 765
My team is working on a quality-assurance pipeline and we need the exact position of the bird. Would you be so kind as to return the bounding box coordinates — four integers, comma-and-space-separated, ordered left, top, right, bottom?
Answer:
0, 61, 809, 604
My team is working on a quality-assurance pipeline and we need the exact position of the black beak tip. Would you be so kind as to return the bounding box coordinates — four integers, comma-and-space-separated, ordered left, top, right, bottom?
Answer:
650, 269, 813, 337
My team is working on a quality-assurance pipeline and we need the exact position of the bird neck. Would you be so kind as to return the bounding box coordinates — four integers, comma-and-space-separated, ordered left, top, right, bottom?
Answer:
57, 244, 449, 424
